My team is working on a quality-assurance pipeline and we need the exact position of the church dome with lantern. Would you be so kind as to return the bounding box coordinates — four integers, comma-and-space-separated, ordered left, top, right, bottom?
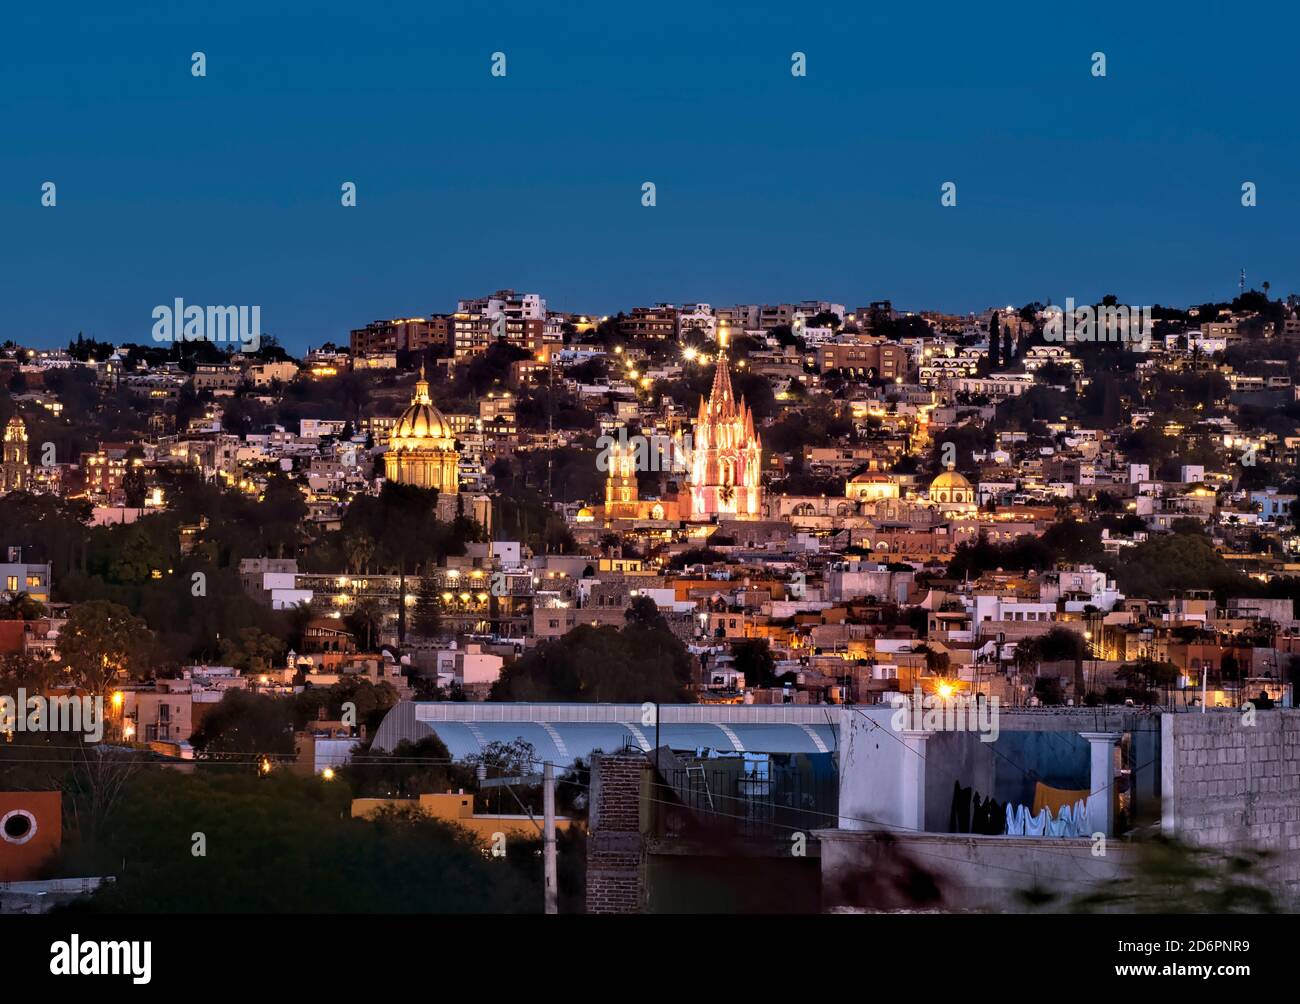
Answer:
929, 468, 974, 506
392, 393, 454, 445
384, 367, 459, 491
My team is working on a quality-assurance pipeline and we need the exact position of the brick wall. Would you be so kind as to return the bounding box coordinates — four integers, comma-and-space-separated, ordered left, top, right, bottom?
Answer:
585, 752, 647, 914
1161, 709, 1300, 902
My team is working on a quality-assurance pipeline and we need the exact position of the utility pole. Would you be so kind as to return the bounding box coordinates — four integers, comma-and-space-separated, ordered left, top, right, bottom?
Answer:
543, 761, 557, 914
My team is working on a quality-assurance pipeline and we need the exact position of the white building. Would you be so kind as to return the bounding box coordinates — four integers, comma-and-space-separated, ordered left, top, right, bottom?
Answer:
677, 304, 717, 341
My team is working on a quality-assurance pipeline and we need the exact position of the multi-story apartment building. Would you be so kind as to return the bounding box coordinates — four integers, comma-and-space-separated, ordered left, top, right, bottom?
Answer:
758, 304, 794, 330
80, 450, 136, 497
350, 317, 451, 357
816, 339, 907, 380
247, 360, 301, 386
457, 290, 545, 320
618, 304, 678, 342
0, 548, 52, 604
452, 314, 547, 360
715, 304, 759, 332
918, 348, 983, 387
478, 393, 518, 447
192, 364, 243, 392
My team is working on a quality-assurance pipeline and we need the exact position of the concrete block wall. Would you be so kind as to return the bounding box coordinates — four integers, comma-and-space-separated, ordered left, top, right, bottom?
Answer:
1161, 709, 1300, 900
585, 752, 647, 914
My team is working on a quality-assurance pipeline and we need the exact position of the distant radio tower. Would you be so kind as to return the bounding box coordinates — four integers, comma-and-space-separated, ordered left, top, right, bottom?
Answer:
1240, 268, 1246, 293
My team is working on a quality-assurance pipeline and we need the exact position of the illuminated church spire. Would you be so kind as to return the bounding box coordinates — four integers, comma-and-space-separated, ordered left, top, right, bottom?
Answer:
685, 345, 763, 520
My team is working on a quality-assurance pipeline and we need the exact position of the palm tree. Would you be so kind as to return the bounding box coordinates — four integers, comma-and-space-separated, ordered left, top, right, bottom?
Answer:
1, 592, 47, 621
344, 533, 375, 575
915, 644, 952, 678
346, 598, 384, 652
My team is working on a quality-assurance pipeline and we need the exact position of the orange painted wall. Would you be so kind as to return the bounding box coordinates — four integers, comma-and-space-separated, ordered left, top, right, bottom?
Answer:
0, 791, 61, 881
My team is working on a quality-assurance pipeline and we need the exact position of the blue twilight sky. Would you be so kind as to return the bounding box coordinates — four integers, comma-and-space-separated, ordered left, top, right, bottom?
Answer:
1, 0, 1296, 351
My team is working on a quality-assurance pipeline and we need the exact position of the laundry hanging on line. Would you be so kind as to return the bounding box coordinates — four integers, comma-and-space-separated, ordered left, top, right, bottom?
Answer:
1005, 798, 1092, 837
948, 780, 1006, 835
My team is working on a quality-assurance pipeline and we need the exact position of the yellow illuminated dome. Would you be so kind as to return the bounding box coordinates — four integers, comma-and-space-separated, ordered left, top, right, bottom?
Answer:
391, 369, 454, 447
930, 468, 974, 505
385, 366, 459, 491
845, 470, 900, 502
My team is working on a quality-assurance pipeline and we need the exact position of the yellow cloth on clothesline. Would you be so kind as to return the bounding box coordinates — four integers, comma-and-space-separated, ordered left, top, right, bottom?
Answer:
1032, 782, 1090, 817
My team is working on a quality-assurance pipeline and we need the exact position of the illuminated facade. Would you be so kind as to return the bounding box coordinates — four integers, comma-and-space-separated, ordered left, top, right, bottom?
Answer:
684, 353, 763, 520
2, 417, 28, 493
845, 471, 901, 502
596, 438, 678, 523
604, 438, 640, 520
384, 367, 459, 491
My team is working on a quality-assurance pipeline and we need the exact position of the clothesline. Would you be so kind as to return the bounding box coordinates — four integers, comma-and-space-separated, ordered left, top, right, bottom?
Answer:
949, 780, 1097, 838
1004, 799, 1094, 838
